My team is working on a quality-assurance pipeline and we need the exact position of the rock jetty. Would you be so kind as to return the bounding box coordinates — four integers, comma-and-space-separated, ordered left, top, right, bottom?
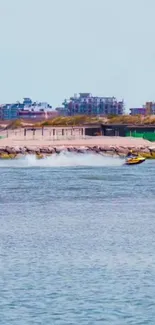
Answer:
0, 145, 155, 159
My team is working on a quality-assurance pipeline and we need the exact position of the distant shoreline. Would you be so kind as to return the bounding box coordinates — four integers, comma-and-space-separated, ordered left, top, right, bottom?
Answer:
0, 131, 154, 159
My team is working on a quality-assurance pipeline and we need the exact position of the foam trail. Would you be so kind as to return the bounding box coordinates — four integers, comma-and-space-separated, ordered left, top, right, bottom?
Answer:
0, 152, 124, 168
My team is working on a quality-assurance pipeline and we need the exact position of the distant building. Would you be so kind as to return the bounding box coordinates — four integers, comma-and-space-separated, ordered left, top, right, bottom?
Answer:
23, 98, 33, 106
130, 108, 146, 115
19, 110, 58, 120
59, 93, 124, 116
145, 102, 155, 115
0, 103, 20, 120
130, 102, 155, 115
55, 106, 67, 116
0, 98, 55, 120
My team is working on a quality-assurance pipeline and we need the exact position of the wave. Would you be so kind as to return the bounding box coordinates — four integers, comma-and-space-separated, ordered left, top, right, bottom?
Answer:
0, 152, 124, 168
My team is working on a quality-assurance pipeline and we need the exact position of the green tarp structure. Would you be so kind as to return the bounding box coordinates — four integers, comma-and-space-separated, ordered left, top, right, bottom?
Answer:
126, 131, 155, 142
143, 133, 155, 141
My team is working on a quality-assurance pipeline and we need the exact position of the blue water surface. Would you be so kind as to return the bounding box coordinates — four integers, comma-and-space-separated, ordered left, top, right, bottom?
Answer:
0, 155, 154, 324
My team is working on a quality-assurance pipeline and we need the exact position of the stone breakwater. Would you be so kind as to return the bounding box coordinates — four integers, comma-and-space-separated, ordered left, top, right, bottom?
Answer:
0, 145, 155, 159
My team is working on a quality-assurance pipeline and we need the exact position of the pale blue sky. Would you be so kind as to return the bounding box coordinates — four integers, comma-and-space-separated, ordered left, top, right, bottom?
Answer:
0, 0, 154, 110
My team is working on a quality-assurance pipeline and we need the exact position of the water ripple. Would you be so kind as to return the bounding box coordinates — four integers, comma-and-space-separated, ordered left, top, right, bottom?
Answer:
0, 157, 154, 324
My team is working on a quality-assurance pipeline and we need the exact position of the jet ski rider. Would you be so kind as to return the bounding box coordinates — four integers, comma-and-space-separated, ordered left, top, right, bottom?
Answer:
126, 149, 138, 158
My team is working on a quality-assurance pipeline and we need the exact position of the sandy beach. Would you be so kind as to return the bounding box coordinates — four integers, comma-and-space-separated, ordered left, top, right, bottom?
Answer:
0, 127, 153, 147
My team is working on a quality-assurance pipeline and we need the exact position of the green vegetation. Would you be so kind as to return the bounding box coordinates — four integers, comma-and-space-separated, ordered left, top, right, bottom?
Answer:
107, 115, 155, 125
5, 114, 155, 130
5, 116, 102, 129
38, 115, 101, 127
7, 119, 24, 129
107, 115, 143, 125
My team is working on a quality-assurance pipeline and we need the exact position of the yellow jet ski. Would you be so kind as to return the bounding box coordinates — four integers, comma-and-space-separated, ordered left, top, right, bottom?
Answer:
125, 155, 146, 166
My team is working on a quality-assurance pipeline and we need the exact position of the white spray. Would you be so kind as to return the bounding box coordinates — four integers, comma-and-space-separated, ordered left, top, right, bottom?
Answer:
0, 152, 123, 168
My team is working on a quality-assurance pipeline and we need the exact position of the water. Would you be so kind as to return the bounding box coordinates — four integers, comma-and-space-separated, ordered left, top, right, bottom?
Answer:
0, 153, 155, 324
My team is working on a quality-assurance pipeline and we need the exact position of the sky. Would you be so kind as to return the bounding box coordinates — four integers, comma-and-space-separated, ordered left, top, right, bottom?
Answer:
0, 0, 155, 111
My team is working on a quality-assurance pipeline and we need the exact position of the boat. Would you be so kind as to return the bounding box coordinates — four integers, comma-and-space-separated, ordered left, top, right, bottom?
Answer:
125, 155, 146, 166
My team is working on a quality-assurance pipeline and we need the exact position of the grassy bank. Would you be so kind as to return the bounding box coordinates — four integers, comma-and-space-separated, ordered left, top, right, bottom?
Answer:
2, 114, 155, 130
4, 116, 101, 129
